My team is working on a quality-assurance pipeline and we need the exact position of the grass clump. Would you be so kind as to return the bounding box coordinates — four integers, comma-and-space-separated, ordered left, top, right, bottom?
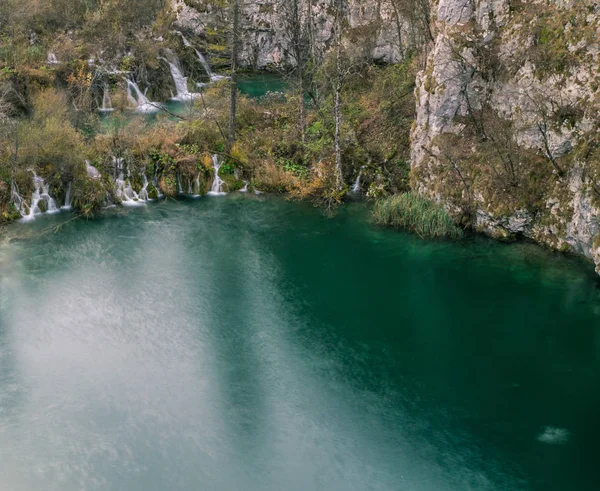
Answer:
373, 193, 463, 239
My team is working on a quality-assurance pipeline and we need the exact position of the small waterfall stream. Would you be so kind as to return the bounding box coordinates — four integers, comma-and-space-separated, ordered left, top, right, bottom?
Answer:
153, 171, 164, 198
125, 78, 160, 114
23, 172, 59, 221
99, 83, 114, 112
139, 173, 150, 201
10, 181, 27, 218
160, 55, 200, 102
352, 166, 365, 193
47, 52, 58, 65
113, 158, 142, 205
61, 182, 72, 210
207, 154, 227, 196
177, 32, 227, 84
86, 160, 101, 179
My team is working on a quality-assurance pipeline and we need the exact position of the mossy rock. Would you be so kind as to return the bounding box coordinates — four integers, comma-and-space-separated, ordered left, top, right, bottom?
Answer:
221, 174, 243, 192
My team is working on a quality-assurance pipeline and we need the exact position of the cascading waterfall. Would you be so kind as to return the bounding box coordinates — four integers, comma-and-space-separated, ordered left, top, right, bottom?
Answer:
193, 173, 201, 196
47, 52, 58, 64
139, 173, 150, 201
86, 160, 101, 179
177, 32, 227, 84
160, 54, 200, 102
194, 48, 227, 83
99, 83, 114, 112
240, 180, 249, 192
113, 158, 142, 205
61, 182, 72, 210
176, 173, 184, 195
207, 154, 227, 196
10, 181, 28, 218
124, 78, 161, 114
352, 167, 365, 193
23, 172, 59, 221
153, 171, 164, 198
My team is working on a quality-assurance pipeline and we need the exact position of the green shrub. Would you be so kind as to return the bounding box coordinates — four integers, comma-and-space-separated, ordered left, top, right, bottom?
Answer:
373, 193, 463, 239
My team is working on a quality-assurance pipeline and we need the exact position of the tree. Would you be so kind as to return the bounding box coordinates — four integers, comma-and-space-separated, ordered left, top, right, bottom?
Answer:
279, 0, 316, 144
228, 0, 241, 149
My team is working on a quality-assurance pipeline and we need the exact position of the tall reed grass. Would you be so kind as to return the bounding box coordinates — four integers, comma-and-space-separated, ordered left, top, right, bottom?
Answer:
373, 193, 463, 239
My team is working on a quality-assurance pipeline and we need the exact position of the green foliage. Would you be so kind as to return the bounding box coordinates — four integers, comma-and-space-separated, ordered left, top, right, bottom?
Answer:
373, 193, 464, 240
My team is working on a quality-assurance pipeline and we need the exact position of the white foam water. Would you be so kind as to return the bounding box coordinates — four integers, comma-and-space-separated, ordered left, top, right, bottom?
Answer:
20, 172, 59, 222
61, 182, 72, 210
207, 154, 227, 196
352, 167, 364, 193
125, 78, 161, 114
86, 160, 101, 179
99, 83, 114, 113
537, 426, 570, 444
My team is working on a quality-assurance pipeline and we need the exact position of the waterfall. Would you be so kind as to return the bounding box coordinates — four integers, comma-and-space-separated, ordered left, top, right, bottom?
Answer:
194, 48, 228, 83
99, 83, 114, 112
61, 182, 72, 210
176, 173, 184, 195
161, 56, 200, 102
10, 181, 28, 218
124, 78, 161, 114
177, 32, 227, 83
139, 173, 150, 201
207, 154, 227, 196
187, 177, 193, 194
240, 180, 249, 192
22, 172, 59, 221
86, 160, 101, 179
115, 171, 140, 205
352, 167, 364, 193
47, 52, 58, 65
113, 159, 143, 205
192, 173, 201, 196
152, 171, 164, 198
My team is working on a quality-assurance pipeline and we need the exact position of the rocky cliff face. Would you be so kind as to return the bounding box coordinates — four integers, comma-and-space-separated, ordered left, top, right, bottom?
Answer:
411, 0, 600, 271
172, 0, 404, 68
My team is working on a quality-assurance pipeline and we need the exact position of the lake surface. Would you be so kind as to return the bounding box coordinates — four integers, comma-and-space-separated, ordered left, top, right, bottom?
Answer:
1, 196, 600, 491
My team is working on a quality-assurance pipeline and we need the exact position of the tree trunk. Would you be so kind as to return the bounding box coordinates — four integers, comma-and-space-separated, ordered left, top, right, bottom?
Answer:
228, 0, 240, 149
334, 0, 343, 190
334, 78, 342, 189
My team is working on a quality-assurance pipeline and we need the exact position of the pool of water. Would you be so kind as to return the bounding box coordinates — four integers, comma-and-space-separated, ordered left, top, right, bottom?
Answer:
237, 72, 286, 98
1, 196, 600, 490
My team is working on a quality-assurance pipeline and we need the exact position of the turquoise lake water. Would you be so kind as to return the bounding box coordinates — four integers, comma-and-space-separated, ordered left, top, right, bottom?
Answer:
1, 195, 599, 490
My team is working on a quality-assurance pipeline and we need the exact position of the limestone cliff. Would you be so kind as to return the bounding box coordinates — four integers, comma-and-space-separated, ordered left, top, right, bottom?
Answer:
171, 0, 405, 68
411, 0, 600, 270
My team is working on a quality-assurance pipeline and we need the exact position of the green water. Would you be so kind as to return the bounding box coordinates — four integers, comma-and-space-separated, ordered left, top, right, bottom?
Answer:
237, 73, 286, 98
1, 196, 600, 491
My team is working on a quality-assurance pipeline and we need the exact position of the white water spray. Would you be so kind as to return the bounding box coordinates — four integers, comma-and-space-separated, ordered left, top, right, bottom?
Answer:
99, 83, 114, 112
177, 32, 228, 83
125, 78, 161, 114
139, 173, 150, 201
10, 181, 28, 218
61, 182, 72, 210
207, 154, 227, 196
161, 55, 200, 102
22, 172, 59, 221
352, 167, 365, 193
240, 180, 249, 192
86, 160, 101, 179
47, 52, 58, 65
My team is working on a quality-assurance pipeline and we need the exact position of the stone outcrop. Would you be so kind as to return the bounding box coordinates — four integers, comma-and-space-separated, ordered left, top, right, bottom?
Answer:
172, 0, 404, 68
411, 0, 600, 271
